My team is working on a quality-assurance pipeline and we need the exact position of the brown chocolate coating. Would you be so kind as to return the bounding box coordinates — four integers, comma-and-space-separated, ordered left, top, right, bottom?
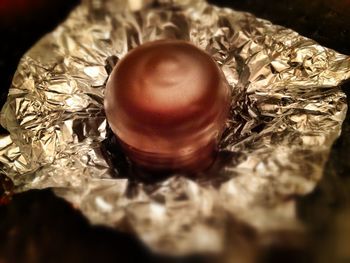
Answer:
104, 40, 231, 172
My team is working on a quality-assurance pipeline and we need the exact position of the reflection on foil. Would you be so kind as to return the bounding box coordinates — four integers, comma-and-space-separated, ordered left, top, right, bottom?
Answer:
1, 0, 350, 256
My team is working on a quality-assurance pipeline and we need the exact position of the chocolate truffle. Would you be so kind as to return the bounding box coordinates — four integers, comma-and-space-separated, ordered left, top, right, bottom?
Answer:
104, 40, 231, 172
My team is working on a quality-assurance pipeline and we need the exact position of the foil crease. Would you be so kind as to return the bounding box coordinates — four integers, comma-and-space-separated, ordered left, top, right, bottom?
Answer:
1, 0, 350, 255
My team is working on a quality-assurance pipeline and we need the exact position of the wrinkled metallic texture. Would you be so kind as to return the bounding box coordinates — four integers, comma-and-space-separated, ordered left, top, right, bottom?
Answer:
1, 0, 350, 255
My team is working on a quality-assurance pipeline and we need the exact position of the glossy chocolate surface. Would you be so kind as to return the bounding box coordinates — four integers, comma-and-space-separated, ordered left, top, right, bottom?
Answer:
104, 40, 231, 172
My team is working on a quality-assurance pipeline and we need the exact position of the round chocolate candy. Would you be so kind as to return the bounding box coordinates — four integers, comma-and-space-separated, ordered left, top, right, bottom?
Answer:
104, 40, 231, 172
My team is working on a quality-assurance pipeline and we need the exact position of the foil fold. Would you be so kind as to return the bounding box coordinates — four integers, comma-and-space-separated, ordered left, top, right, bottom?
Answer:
1, 0, 350, 255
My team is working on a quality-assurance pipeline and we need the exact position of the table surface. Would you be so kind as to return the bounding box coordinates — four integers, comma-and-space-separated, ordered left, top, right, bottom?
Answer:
1, 0, 350, 262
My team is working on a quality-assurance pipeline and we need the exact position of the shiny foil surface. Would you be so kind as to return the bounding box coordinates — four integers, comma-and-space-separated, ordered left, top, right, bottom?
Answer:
1, 0, 350, 256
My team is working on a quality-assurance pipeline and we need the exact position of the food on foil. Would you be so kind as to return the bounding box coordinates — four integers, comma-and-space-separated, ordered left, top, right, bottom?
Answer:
104, 39, 231, 173
1, 0, 350, 256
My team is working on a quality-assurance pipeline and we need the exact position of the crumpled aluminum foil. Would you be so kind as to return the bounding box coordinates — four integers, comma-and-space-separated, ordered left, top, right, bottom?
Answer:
1, 0, 350, 256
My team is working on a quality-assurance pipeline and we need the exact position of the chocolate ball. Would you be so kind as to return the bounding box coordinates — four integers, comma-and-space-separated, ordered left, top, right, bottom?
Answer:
104, 40, 231, 172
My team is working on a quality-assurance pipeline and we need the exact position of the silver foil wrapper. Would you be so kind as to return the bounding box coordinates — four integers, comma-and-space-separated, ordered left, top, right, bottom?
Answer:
1, 0, 350, 256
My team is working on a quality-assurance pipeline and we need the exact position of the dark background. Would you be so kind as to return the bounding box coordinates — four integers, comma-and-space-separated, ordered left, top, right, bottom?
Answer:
0, 0, 350, 262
